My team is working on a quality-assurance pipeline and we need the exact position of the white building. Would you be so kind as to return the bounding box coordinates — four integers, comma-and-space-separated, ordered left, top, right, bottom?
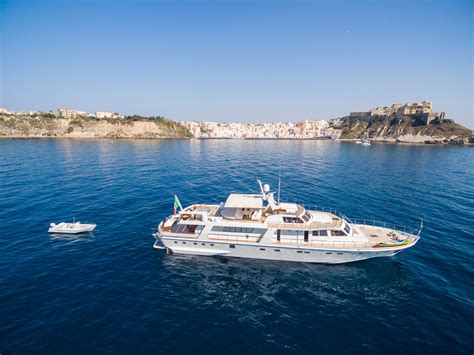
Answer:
96, 112, 122, 119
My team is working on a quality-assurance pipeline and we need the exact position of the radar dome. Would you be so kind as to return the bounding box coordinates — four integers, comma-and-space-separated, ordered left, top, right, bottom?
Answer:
263, 184, 270, 193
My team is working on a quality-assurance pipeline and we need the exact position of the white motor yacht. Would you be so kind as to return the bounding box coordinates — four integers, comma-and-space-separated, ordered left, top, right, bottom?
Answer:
153, 181, 421, 264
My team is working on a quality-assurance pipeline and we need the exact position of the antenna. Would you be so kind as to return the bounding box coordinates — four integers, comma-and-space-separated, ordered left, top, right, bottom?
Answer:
257, 178, 264, 195
277, 161, 281, 206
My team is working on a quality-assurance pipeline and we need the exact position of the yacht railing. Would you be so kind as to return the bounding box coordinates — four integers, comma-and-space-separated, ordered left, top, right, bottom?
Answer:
291, 200, 422, 236
348, 218, 423, 236
268, 219, 343, 230
291, 201, 353, 222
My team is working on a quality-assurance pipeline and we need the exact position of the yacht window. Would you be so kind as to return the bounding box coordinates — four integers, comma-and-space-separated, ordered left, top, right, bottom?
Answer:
172, 224, 198, 234
304, 231, 309, 242
223, 227, 254, 233
331, 230, 347, 236
301, 211, 312, 222
283, 217, 303, 223
312, 230, 328, 236
277, 229, 281, 242
344, 225, 351, 234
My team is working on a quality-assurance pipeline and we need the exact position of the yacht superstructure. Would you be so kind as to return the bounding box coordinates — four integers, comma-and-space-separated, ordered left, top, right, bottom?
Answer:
153, 181, 421, 264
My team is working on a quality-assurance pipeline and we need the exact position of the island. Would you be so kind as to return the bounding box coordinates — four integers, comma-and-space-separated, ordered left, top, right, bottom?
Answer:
1, 102, 472, 145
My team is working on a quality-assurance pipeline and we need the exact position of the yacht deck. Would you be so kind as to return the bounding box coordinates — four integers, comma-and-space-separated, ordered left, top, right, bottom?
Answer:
180, 204, 334, 225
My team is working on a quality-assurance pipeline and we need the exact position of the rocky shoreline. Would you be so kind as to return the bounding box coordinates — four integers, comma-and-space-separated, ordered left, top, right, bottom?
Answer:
0, 114, 192, 139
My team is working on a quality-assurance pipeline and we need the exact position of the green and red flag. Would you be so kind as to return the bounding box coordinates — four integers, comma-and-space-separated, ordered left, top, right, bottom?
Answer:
173, 195, 182, 215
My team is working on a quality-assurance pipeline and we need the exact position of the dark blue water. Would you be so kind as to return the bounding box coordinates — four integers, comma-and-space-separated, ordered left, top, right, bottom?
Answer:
1, 139, 473, 354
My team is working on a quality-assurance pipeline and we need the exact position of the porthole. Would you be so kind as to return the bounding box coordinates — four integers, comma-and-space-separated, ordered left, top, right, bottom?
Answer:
297, 251, 303, 254
182, 242, 186, 244
210, 244, 214, 246
326, 252, 332, 255
259, 248, 266, 251
337, 252, 343, 255
202, 243, 206, 245
194, 242, 197, 245
230, 244, 235, 249
304, 251, 310, 254
174, 241, 178, 244
275, 249, 281, 252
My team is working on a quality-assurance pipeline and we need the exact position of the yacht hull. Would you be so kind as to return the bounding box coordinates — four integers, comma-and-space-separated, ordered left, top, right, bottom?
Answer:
156, 237, 408, 264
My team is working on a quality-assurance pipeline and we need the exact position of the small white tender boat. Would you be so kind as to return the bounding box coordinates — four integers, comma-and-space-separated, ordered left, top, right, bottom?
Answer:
48, 219, 96, 234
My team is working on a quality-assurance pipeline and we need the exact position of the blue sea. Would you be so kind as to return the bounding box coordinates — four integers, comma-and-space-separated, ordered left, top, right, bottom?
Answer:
1, 139, 473, 354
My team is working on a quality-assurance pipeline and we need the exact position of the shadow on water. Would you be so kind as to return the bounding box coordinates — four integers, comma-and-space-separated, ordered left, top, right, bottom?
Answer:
146, 253, 420, 354
156, 253, 415, 308
48, 232, 96, 243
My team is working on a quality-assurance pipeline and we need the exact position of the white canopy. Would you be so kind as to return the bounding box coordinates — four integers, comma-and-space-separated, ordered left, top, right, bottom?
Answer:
224, 194, 263, 209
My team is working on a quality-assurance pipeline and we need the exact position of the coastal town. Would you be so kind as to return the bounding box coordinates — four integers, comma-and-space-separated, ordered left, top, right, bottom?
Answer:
179, 101, 447, 139
180, 120, 342, 139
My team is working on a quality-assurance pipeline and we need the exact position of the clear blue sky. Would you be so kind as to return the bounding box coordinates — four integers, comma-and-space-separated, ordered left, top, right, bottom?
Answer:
1, 0, 472, 127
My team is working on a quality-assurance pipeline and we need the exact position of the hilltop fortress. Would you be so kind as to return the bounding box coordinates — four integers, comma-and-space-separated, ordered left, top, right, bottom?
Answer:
349, 101, 446, 125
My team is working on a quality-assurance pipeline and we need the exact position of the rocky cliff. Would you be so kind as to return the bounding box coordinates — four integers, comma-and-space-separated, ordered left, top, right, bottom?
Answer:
0, 113, 192, 139
330, 114, 473, 144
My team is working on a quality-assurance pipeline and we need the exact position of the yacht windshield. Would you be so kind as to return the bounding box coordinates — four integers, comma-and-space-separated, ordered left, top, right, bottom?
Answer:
301, 211, 312, 222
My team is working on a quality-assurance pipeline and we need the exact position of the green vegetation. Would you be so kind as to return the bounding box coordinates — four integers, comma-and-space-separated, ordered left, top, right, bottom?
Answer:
40, 112, 56, 119
69, 117, 84, 128
154, 118, 193, 138
124, 115, 165, 121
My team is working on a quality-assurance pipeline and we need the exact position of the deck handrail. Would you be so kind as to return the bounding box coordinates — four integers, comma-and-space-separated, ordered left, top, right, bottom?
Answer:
268, 219, 343, 230
348, 217, 422, 236
290, 199, 422, 236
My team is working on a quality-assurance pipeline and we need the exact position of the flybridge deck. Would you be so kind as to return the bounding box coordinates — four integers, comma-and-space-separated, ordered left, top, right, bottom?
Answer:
177, 203, 343, 229
154, 180, 422, 264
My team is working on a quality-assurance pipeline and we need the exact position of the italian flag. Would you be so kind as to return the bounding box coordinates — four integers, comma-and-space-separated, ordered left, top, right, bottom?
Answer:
173, 195, 182, 215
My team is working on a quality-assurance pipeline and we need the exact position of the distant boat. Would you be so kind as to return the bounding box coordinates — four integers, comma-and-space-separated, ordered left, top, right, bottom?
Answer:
361, 132, 371, 146
48, 217, 96, 234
